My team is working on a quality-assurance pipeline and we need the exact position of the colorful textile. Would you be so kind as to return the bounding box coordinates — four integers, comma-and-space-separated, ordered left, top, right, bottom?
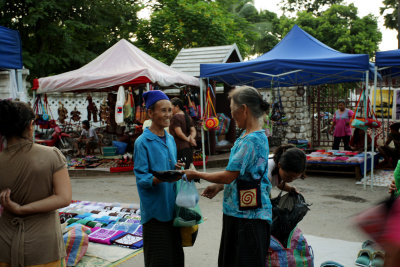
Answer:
267, 228, 314, 267
63, 225, 90, 266
88, 228, 125, 245
111, 233, 144, 249
224, 130, 271, 222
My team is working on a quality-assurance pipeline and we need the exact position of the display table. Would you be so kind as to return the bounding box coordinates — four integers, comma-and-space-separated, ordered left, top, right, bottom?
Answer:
306, 152, 379, 179
59, 201, 142, 266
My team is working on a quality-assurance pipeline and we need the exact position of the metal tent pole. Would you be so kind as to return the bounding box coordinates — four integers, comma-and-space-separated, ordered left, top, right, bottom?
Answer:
370, 66, 379, 190
364, 71, 369, 190
199, 79, 206, 172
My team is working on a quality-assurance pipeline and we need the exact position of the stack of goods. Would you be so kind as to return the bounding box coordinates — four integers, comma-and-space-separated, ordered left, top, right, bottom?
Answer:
287, 139, 309, 150
193, 151, 208, 166
307, 150, 364, 163
59, 201, 143, 250
68, 158, 133, 172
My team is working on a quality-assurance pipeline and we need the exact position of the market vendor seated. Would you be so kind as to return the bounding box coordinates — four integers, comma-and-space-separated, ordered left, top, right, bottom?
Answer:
73, 120, 99, 156
378, 122, 400, 168
350, 128, 372, 152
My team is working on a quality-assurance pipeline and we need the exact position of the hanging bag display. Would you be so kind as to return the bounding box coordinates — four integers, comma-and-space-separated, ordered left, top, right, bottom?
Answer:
351, 89, 381, 131
115, 86, 125, 126
271, 86, 287, 125
202, 84, 219, 131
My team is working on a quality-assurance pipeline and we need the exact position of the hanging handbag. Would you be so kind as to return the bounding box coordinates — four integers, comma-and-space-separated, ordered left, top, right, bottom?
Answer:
202, 84, 219, 131
351, 89, 381, 131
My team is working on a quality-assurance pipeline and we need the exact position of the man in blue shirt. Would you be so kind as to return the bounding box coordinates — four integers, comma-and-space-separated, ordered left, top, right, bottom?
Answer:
134, 90, 184, 267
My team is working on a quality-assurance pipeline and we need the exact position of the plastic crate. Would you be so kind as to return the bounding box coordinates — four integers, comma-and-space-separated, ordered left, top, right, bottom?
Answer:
103, 147, 117, 157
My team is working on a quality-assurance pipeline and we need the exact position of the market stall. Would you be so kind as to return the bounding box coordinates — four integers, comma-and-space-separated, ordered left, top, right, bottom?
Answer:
199, 25, 377, 179
32, 39, 200, 172
370, 49, 400, 188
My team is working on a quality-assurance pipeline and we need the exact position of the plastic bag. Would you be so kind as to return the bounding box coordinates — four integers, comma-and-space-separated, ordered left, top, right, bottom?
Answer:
63, 225, 91, 266
175, 175, 199, 208
271, 191, 311, 246
173, 205, 203, 227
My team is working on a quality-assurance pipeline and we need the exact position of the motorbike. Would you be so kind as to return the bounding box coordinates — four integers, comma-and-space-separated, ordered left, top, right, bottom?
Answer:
35, 126, 73, 151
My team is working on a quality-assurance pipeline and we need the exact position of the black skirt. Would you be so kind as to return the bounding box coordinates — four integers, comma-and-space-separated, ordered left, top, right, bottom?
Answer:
218, 214, 270, 267
142, 219, 184, 267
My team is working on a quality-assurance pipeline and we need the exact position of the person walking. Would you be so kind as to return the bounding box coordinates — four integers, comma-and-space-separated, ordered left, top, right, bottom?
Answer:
184, 86, 270, 267
133, 90, 184, 267
329, 100, 354, 151
0, 99, 72, 267
169, 97, 196, 169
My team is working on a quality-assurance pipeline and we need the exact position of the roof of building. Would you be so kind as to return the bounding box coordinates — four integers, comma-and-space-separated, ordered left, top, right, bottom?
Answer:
170, 44, 243, 77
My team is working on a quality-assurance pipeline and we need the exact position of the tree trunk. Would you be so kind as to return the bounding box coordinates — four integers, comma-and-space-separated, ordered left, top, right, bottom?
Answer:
398, 0, 400, 48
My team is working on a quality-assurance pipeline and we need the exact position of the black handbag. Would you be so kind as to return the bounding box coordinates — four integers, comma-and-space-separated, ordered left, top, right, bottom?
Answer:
271, 191, 311, 246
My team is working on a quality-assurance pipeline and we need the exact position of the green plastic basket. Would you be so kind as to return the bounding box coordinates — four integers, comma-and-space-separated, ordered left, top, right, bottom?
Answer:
103, 147, 117, 157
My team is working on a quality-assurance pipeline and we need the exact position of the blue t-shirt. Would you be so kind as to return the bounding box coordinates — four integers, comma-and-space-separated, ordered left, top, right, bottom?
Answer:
223, 130, 271, 222
134, 128, 177, 224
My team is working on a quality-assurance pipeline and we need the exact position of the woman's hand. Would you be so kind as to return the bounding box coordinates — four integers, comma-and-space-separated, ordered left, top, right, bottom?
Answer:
0, 189, 23, 215
189, 136, 197, 147
389, 180, 397, 194
201, 184, 224, 199
183, 170, 201, 181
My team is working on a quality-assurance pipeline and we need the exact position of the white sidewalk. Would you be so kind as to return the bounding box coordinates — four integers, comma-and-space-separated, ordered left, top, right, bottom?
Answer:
305, 235, 362, 266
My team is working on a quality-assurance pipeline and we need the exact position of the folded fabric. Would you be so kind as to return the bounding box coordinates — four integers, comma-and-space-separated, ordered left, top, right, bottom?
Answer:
67, 218, 79, 225
59, 212, 78, 224
75, 212, 93, 219
110, 233, 143, 249
89, 228, 125, 245
333, 156, 349, 161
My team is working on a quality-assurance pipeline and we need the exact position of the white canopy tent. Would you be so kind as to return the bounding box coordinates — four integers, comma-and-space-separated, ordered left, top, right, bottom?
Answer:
35, 39, 199, 93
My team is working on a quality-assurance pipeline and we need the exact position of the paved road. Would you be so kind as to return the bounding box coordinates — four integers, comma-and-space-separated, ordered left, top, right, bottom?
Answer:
70, 168, 389, 266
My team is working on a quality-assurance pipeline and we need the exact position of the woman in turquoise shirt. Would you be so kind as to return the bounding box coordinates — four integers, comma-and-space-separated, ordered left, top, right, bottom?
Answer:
185, 86, 271, 267
134, 90, 184, 267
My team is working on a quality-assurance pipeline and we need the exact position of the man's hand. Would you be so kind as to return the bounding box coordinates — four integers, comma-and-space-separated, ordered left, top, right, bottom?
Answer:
201, 184, 224, 199
0, 189, 23, 215
175, 161, 185, 170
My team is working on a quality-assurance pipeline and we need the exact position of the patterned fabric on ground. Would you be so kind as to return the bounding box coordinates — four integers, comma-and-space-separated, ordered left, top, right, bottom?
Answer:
356, 170, 394, 187
88, 228, 125, 245
111, 233, 144, 249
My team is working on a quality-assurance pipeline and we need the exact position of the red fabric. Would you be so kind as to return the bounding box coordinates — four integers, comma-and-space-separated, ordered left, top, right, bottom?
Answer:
122, 76, 152, 85
32, 78, 39, 90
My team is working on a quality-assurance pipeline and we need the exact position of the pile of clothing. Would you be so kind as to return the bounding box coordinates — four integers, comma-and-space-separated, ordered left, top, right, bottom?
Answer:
307, 150, 365, 163
59, 201, 143, 250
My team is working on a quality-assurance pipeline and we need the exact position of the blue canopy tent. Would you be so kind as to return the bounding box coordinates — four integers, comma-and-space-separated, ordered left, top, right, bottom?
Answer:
198, 25, 375, 178
200, 25, 372, 88
0, 26, 24, 100
370, 49, 400, 189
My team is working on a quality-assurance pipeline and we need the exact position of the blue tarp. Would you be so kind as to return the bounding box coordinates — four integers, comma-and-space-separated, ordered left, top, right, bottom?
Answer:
375, 49, 400, 77
200, 25, 371, 87
0, 26, 23, 69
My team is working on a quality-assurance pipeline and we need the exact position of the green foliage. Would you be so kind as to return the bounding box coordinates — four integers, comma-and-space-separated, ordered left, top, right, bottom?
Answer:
380, 0, 400, 48
380, 0, 398, 30
280, 0, 344, 14
135, 0, 253, 64
0, 0, 141, 80
278, 4, 381, 57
